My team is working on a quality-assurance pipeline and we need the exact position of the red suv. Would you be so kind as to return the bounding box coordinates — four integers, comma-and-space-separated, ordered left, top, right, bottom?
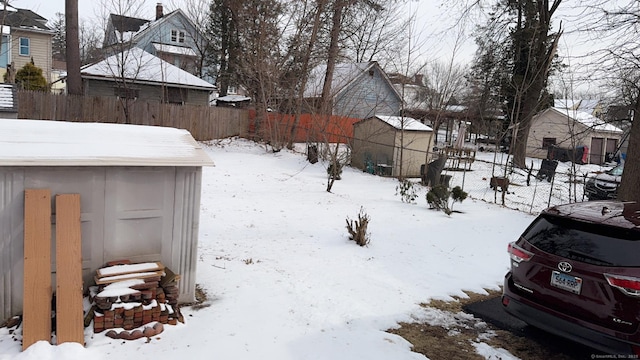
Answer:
503, 200, 640, 355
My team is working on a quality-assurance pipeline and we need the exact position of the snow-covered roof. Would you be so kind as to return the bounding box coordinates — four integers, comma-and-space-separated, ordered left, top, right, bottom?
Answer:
216, 95, 250, 102
304, 62, 374, 98
551, 107, 622, 133
0, 84, 15, 112
0, 5, 51, 32
153, 43, 197, 57
374, 115, 433, 131
446, 105, 467, 113
81, 47, 214, 90
0, 119, 214, 167
394, 84, 428, 111
554, 99, 600, 115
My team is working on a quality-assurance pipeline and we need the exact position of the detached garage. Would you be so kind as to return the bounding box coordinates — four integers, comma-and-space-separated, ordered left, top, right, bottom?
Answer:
527, 107, 623, 164
0, 119, 214, 324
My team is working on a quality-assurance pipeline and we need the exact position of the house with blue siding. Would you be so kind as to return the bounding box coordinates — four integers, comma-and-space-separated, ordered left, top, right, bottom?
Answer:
303, 61, 403, 119
103, 3, 213, 84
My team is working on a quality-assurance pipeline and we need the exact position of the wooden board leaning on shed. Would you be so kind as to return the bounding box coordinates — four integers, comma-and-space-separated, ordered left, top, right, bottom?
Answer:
22, 189, 52, 350
55, 194, 84, 345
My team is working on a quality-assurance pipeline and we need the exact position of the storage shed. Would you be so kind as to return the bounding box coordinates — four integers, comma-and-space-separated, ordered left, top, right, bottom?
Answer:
351, 115, 434, 178
0, 119, 214, 324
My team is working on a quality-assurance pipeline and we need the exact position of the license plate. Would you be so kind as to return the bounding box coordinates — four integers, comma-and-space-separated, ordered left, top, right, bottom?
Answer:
550, 271, 582, 294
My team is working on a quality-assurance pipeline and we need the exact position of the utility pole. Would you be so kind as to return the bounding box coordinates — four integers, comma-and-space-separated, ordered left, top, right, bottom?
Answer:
65, 0, 82, 95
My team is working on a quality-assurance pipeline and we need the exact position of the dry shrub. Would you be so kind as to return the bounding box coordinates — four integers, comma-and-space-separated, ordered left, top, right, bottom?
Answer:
346, 207, 370, 246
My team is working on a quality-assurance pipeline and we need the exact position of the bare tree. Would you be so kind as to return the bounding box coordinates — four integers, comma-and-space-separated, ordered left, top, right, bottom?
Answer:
79, 19, 103, 65
464, 0, 562, 168
341, 2, 409, 65
97, 0, 148, 123
283, 0, 329, 149
422, 59, 468, 145
582, 0, 640, 202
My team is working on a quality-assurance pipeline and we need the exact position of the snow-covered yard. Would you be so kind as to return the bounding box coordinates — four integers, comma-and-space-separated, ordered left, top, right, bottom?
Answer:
1, 137, 593, 359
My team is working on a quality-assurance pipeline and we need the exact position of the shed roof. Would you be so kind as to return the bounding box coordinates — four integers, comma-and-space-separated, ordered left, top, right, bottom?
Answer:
0, 119, 214, 167
374, 115, 433, 131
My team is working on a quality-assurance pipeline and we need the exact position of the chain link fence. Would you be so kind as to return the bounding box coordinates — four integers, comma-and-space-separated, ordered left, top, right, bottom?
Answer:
441, 150, 604, 215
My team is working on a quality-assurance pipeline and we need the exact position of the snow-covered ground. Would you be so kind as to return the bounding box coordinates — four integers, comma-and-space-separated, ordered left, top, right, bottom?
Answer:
1, 137, 596, 359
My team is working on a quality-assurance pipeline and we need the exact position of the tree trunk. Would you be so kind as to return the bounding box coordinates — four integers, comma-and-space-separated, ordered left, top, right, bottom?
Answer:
511, 79, 544, 167
508, 0, 562, 168
320, 0, 346, 116
65, 0, 82, 95
323, 0, 347, 193
287, 0, 327, 149
618, 99, 640, 202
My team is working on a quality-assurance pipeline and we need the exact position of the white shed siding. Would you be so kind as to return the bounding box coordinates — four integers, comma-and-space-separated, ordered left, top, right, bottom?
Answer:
0, 119, 211, 324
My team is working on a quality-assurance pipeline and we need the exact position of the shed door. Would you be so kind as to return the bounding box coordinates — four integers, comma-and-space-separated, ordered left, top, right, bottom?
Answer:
104, 168, 175, 265
590, 137, 604, 165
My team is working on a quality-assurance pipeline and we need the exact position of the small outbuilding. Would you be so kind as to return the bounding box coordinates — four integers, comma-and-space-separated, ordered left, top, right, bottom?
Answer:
527, 107, 623, 164
351, 115, 434, 178
0, 119, 214, 324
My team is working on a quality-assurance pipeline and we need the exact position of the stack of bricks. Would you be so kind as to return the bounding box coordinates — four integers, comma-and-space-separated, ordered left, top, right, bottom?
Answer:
160, 267, 181, 307
90, 260, 184, 335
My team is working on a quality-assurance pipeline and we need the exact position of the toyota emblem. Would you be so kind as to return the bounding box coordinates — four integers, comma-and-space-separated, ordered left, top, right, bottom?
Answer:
558, 261, 572, 273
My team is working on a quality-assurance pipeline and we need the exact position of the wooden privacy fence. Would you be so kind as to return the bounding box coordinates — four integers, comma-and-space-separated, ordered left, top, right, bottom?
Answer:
16, 91, 250, 141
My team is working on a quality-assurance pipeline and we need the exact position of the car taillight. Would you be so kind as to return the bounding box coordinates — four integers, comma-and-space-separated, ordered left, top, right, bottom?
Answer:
508, 242, 533, 263
604, 274, 640, 297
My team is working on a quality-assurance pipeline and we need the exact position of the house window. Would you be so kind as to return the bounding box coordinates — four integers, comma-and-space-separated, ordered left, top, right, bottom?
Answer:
114, 86, 139, 99
165, 87, 188, 104
170, 29, 185, 43
19, 37, 30, 56
542, 137, 556, 149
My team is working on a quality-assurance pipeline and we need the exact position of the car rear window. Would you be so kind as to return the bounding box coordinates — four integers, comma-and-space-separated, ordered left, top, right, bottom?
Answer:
522, 215, 640, 266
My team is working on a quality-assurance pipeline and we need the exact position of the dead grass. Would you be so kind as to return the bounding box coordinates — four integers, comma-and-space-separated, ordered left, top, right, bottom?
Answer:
182, 284, 211, 310
387, 289, 578, 360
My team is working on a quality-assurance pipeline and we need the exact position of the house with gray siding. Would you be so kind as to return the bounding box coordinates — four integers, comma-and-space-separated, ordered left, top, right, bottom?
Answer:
81, 47, 214, 105
304, 61, 403, 119
104, 3, 213, 83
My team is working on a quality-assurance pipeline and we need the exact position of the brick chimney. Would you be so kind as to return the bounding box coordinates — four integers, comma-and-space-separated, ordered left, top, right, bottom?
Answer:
156, 3, 163, 20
